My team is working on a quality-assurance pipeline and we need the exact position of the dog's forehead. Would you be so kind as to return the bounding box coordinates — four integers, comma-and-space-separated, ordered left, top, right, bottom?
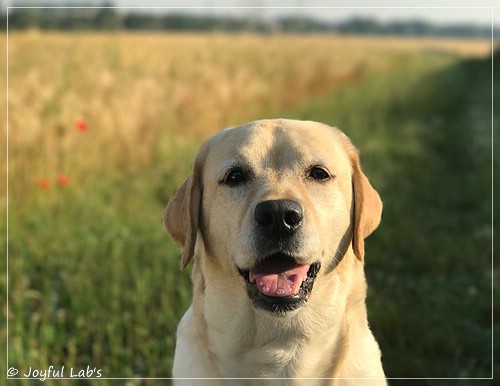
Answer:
205, 119, 350, 172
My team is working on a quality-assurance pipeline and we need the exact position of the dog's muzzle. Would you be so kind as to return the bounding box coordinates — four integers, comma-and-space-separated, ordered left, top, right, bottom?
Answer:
238, 199, 321, 313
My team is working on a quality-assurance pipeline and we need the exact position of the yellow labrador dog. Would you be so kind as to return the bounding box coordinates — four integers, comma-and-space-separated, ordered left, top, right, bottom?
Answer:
164, 119, 386, 385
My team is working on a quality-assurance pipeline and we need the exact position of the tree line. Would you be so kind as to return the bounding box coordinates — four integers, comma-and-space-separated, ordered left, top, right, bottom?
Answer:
1, 6, 494, 38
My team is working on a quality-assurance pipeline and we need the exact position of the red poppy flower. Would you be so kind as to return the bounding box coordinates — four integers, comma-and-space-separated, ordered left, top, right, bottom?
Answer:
38, 178, 50, 190
75, 119, 88, 133
57, 174, 71, 187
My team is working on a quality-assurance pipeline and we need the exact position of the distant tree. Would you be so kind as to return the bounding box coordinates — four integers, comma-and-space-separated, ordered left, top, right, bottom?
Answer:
8, 8, 43, 29
3, 8, 494, 38
95, 3, 121, 30
337, 18, 380, 34
0, 14, 6, 31
123, 13, 161, 30
277, 16, 330, 33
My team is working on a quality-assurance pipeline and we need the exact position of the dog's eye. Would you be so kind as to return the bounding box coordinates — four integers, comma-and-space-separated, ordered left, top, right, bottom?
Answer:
223, 168, 247, 186
308, 166, 331, 181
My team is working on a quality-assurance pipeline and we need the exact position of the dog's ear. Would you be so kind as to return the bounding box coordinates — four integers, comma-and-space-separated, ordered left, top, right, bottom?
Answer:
340, 132, 382, 261
164, 144, 208, 270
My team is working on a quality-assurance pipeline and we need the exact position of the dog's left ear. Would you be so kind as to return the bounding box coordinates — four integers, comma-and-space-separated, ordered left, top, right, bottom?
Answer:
163, 143, 208, 270
340, 132, 382, 261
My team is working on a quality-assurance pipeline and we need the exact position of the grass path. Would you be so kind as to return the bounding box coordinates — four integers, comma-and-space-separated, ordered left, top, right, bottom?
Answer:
290, 51, 495, 383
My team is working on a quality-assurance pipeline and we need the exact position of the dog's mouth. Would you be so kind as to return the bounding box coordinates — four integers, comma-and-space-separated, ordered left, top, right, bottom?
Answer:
238, 253, 321, 313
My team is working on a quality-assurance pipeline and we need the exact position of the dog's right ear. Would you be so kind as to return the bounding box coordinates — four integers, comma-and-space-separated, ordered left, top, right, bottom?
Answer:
164, 144, 208, 270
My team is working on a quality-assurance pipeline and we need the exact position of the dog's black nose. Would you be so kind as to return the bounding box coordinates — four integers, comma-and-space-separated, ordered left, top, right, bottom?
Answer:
254, 199, 303, 237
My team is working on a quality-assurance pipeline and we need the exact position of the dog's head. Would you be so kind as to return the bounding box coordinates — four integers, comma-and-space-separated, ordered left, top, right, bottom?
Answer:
164, 119, 381, 313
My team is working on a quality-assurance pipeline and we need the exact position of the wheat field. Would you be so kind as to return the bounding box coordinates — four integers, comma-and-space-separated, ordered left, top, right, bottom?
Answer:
3, 32, 490, 199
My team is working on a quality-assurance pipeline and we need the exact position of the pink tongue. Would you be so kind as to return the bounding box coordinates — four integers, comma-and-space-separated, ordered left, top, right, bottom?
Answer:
250, 264, 310, 298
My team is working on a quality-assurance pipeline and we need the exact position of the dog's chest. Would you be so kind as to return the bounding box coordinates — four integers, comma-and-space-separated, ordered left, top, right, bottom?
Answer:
214, 334, 330, 382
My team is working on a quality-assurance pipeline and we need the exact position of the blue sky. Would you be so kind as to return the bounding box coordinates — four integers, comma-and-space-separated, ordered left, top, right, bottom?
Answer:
5, 0, 499, 27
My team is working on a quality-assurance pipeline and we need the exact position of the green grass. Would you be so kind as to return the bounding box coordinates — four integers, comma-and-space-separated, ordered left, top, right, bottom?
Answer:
6, 138, 197, 384
5, 50, 495, 385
